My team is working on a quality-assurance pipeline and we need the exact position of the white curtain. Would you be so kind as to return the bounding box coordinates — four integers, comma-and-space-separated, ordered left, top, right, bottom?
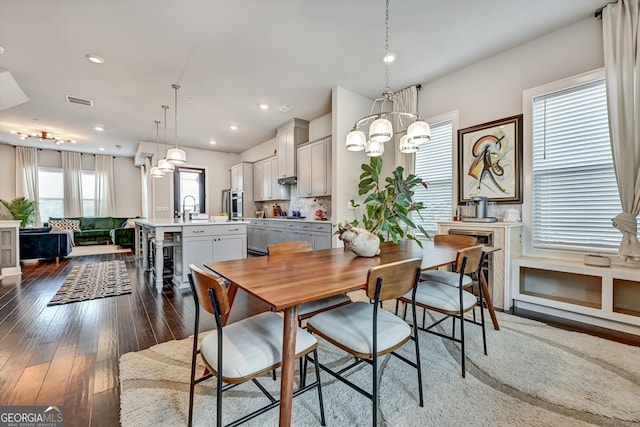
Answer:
393, 85, 419, 174
95, 154, 116, 216
61, 151, 83, 217
15, 146, 41, 226
603, 0, 640, 264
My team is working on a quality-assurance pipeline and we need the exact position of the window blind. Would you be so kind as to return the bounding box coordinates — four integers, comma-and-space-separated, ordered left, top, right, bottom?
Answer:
413, 120, 453, 235
532, 78, 622, 252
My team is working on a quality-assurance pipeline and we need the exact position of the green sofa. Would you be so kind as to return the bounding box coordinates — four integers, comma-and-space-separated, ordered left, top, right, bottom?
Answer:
48, 217, 135, 248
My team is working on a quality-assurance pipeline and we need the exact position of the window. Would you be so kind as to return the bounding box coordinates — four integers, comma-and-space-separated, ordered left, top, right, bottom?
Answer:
38, 168, 64, 222
529, 73, 622, 253
174, 167, 206, 217
413, 119, 454, 236
37, 168, 97, 221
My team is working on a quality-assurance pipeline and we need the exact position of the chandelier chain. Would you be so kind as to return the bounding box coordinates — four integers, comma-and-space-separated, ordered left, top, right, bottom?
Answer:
384, 0, 390, 93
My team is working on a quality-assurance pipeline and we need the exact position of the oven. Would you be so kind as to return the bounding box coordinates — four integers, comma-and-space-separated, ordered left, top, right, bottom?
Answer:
223, 189, 244, 221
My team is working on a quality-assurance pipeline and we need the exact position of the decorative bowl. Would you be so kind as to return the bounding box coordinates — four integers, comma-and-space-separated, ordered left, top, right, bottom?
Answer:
212, 215, 229, 222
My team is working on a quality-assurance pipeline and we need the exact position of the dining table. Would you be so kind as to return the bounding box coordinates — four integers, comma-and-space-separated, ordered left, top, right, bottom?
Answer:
204, 239, 476, 426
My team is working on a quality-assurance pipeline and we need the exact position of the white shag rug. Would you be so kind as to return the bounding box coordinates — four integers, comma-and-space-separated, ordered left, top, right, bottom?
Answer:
119, 311, 640, 426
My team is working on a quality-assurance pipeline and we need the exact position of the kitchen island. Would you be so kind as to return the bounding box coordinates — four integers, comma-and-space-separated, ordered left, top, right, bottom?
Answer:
135, 219, 247, 289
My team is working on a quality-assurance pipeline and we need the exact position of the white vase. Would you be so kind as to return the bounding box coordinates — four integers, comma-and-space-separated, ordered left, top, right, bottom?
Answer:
339, 226, 381, 257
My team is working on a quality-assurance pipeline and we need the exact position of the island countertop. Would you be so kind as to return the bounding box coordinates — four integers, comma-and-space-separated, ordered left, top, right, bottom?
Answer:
135, 218, 249, 227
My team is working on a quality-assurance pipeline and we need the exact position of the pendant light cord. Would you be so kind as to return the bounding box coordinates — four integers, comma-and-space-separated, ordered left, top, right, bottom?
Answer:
162, 105, 169, 151
172, 84, 180, 148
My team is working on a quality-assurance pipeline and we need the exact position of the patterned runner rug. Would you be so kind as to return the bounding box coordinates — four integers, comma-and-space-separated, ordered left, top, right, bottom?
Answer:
48, 260, 132, 306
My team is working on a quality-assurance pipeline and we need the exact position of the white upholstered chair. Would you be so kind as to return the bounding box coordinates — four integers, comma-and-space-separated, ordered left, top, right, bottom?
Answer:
306, 258, 424, 426
187, 264, 325, 427
399, 245, 487, 378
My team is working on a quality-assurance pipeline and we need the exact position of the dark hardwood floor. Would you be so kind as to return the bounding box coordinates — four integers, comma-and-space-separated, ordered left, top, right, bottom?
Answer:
1, 253, 637, 426
0, 252, 268, 427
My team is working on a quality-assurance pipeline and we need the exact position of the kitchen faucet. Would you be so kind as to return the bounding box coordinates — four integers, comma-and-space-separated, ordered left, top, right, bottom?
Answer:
182, 195, 197, 219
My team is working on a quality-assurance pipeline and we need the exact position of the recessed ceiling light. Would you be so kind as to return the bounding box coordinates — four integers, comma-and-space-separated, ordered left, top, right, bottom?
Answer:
70, 140, 77, 144
209, 140, 216, 145
259, 103, 269, 110
98, 147, 105, 151
279, 105, 291, 112
383, 52, 396, 63
229, 125, 238, 131
94, 126, 104, 132
85, 54, 105, 64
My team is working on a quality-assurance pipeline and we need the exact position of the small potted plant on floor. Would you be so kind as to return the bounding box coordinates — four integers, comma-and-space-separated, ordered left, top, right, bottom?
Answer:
0, 197, 37, 228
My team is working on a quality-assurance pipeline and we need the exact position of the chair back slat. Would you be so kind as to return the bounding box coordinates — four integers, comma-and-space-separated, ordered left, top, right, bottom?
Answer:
454, 245, 485, 275
189, 264, 230, 317
366, 258, 422, 301
433, 234, 477, 247
267, 240, 312, 256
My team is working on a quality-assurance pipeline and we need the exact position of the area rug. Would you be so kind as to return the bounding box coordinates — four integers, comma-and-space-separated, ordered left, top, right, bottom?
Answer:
48, 260, 131, 306
119, 311, 640, 426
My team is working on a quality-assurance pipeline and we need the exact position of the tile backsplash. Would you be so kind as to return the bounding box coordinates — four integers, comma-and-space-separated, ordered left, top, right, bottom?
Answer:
257, 184, 331, 220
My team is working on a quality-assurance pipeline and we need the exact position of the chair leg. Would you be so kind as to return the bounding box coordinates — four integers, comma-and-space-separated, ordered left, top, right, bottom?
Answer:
312, 349, 326, 426
459, 308, 466, 378
372, 348, 378, 426
479, 290, 488, 356
412, 304, 424, 407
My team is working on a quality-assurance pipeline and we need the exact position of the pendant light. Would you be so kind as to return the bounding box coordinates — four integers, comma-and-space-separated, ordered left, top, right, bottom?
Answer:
157, 105, 174, 172
345, 0, 430, 156
150, 120, 165, 178
166, 83, 187, 165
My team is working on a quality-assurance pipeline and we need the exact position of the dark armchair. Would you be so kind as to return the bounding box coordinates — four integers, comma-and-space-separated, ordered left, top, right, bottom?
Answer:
19, 227, 72, 263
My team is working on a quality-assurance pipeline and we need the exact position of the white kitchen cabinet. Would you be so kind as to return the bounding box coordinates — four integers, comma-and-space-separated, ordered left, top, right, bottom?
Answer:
276, 118, 309, 179
297, 136, 331, 197
253, 157, 289, 201
253, 160, 264, 202
174, 223, 247, 287
284, 221, 332, 250
230, 162, 253, 192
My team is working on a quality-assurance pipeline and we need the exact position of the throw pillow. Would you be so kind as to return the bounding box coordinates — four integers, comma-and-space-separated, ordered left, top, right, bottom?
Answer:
124, 218, 136, 228
49, 219, 81, 231
50, 225, 76, 246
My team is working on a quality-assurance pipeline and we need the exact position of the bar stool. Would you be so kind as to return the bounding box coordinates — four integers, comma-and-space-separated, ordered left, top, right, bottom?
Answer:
150, 234, 175, 281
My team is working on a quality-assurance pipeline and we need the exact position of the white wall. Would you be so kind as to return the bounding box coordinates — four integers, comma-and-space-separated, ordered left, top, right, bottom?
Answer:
420, 18, 603, 128
416, 17, 604, 218
0, 144, 16, 203
145, 145, 241, 219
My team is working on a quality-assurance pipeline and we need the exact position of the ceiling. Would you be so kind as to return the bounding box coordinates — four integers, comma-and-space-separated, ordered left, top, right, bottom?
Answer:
0, 0, 606, 158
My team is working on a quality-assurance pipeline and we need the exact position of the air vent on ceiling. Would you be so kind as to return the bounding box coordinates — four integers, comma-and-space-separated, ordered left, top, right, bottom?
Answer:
65, 95, 93, 107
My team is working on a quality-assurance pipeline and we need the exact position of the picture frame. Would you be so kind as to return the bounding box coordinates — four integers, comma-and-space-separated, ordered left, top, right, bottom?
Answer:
457, 114, 523, 204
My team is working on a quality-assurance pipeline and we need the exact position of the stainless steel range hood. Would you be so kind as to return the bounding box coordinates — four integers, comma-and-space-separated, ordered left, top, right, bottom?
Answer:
277, 176, 297, 185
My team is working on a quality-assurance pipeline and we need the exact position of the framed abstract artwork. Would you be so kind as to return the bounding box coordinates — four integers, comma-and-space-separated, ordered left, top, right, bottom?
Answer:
457, 114, 523, 204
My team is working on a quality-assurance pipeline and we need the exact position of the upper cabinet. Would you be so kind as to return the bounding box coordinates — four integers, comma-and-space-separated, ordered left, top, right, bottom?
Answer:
297, 136, 332, 197
276, 118, 309, 179
230, 162, 253, 192
253, 157, 290, 202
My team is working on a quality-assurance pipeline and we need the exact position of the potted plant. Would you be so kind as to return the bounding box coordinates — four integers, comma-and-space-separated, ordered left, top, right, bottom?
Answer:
0, 197, 37, 228
337, 157, 429, 251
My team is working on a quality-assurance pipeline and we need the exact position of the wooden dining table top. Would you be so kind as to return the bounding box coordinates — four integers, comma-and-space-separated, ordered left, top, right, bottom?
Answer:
204, 239, 460, 311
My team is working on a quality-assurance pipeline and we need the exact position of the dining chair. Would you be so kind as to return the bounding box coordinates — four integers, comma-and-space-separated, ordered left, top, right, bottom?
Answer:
418, 234, 477, 286
418, 234, 498, 329
399, 245, 487, 378
187, 264, 326, 427
306, 258, 424, 426
267, 241, 352, 323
